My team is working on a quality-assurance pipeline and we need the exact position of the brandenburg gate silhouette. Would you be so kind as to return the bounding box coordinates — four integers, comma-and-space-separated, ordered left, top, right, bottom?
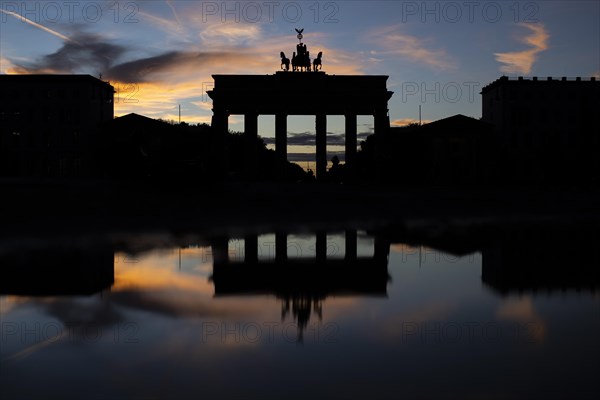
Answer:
207, 31, 394, 179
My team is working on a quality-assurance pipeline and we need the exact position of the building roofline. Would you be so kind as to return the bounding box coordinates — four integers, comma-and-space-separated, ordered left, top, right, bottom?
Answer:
481, 75, 598, 93
420, 113, 493, 129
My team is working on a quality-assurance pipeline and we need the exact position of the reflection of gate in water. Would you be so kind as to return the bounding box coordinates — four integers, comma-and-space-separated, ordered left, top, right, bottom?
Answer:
210, 230, 391, 340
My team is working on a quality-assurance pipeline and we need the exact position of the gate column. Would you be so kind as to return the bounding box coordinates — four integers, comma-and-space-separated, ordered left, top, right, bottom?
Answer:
211, 109, 229, 178
275, 113, 287, 179
316, 114, 327, 180
374, 109, 390, 178
244, 112, 258, 179
345, 113, 357, 180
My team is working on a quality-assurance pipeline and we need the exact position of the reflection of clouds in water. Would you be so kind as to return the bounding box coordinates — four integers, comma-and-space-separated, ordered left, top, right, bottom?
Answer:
113, 249, 267, 318
190, 263, 213, 274
114, 249, 213, 292
0, 296, 124, 363
496, 296, 546, 343
379, 300, 458, 340
373, 247, 483, 342
1, 295, 122, 330
2, 335, 61, 363
1, 296, 27, 314
4, 243, 374, 337
396, 300, 457, 323
390, 243, 420, 253
2, 233, 387, 360
108, 290, 246, 319
40, 297, 123, 327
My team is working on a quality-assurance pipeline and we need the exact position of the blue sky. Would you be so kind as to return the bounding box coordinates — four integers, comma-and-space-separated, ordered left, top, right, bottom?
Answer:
1, 1, 598, 160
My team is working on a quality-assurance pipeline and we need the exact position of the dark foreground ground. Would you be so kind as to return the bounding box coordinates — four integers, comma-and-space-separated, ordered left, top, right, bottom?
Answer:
1, 178, 599, 255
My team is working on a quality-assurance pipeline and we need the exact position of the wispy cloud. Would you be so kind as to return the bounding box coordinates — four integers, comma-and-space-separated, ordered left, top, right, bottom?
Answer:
494, 23, 549, 74
287, 151, 348, 162
199, 22, 262, 45
137, 10, 187, 38
366, 24, 456, 71
8, 31, 126, 76
262, 131, 371, 147
165, 0, 182, 25
0, 8, 77, 44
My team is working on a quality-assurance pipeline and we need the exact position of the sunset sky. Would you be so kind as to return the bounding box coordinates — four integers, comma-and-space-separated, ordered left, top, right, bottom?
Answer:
1, 1, 598, 160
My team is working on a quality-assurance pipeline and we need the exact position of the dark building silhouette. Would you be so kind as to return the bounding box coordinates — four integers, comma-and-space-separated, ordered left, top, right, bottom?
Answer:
481, 76, 600, 184
401, 114, 493, 184
0, 74, 114, 177
101, 113, 212, 179
101, 112, 311, 182
101, 113, 172, 179
357, 114, 492, 185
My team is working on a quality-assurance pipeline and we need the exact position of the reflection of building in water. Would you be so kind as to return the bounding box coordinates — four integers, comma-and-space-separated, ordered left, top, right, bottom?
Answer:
481, 226, 600, 294
0, 246, 114, 296
210, 231, 390, 340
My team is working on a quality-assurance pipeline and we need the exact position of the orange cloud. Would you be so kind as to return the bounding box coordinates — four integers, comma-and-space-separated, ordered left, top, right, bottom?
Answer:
496, 296, 546, 343
112, 80, 212, 124
113, 250, 212, 293
107, 32, 364, 122
391, 118, 432, 127
0, 57, 17, 74
367, 24, 457, 71
494, 23, 549, 74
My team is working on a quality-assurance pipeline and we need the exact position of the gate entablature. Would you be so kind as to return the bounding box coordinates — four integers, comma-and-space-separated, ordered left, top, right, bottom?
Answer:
208, 73, 392, 115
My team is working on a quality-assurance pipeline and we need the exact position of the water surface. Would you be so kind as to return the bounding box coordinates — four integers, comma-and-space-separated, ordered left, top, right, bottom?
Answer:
1, 227, 598, 399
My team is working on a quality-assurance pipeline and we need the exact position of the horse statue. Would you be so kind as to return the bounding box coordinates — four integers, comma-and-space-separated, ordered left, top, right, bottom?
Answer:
281, 31, 321, 72
303, 51, 311, 71
280, 51, 290, 71
292, 49, 311, 71
313, 51, 323, 71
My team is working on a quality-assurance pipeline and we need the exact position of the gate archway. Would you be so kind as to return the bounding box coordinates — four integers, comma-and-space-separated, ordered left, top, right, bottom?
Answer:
207, 72, 393, 180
